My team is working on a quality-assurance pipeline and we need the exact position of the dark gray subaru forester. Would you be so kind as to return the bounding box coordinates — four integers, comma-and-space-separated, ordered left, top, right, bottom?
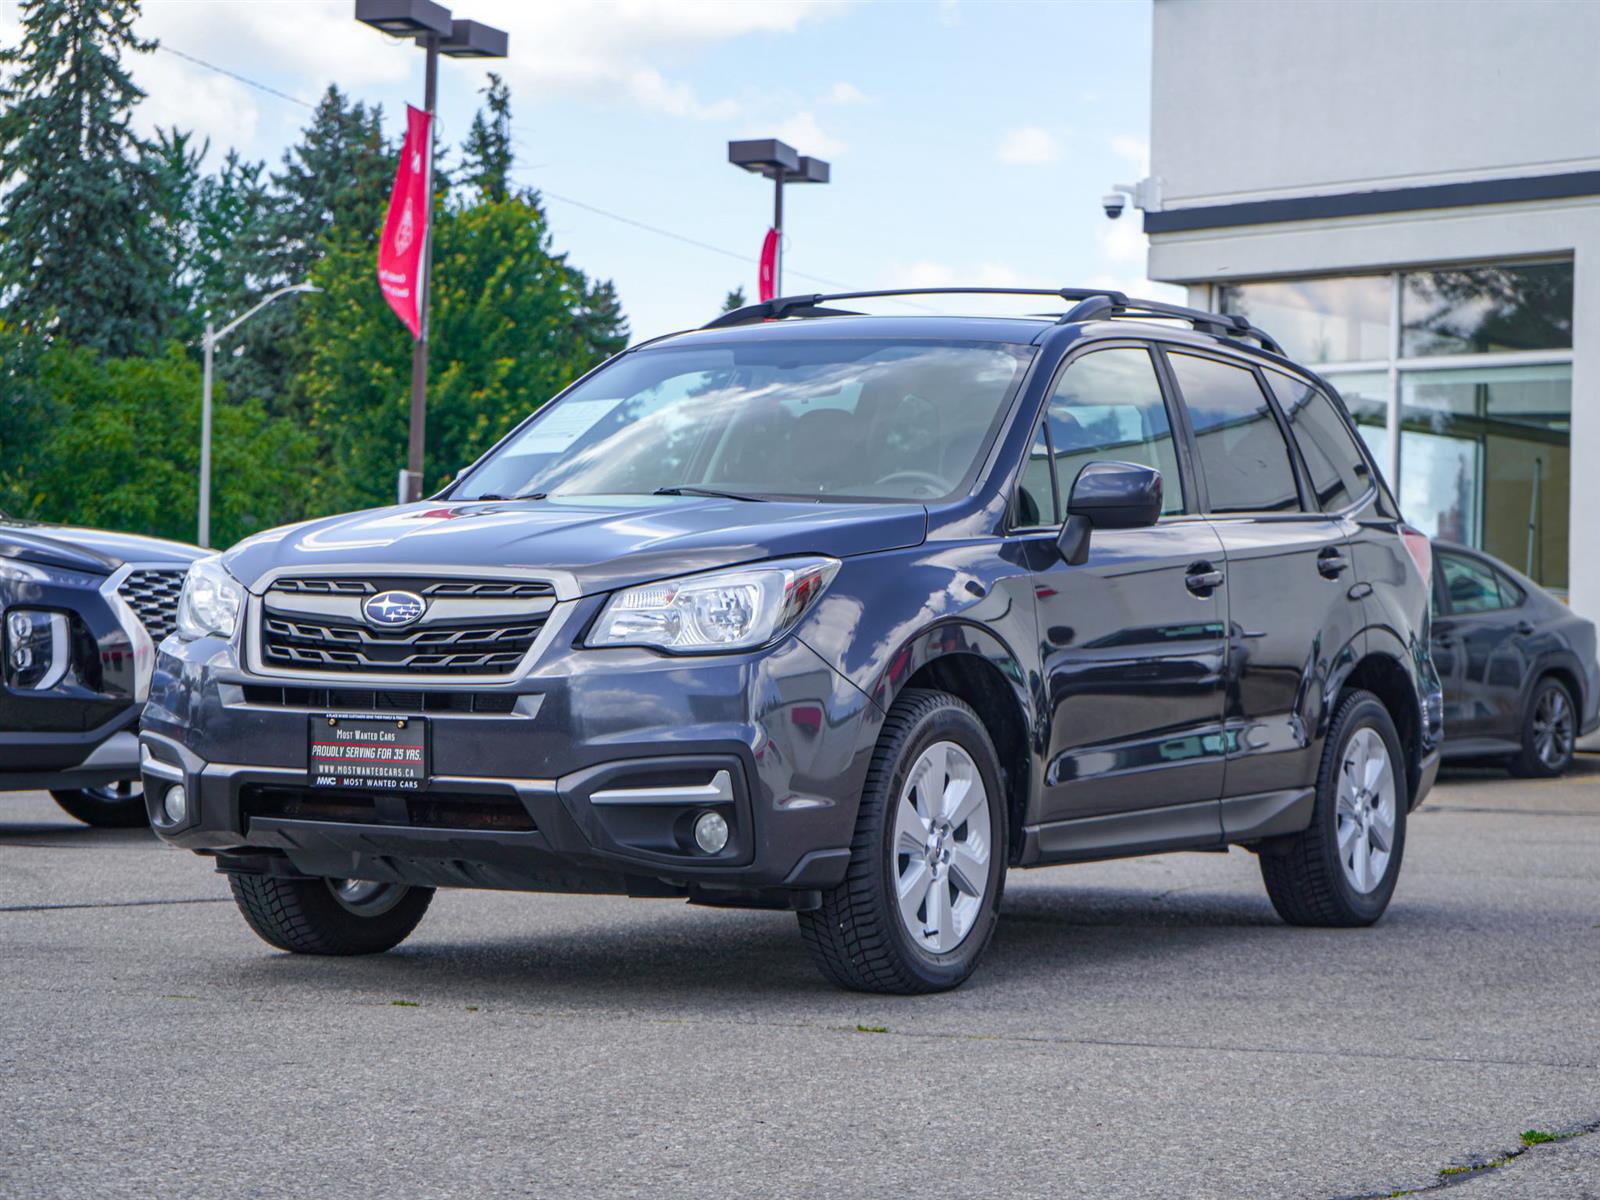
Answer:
142, 288, 1442, 994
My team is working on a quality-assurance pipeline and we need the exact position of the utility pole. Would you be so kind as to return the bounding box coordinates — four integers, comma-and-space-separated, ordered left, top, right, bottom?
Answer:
728, 139, 830, 300
355, 1, 508, 504
197, 284, 319, 547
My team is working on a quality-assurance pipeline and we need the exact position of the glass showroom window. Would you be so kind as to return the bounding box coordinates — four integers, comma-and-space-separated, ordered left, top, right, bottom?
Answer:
1221, 260, 1573, 593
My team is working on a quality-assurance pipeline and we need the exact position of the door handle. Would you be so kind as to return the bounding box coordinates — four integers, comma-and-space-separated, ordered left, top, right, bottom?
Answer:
1185, 565, 1224, 595
1317, 547, 1349, 578
1516, 620, 1536, 636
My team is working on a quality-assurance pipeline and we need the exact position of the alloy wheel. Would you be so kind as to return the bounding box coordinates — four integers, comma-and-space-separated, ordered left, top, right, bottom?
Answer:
1533, 686, 1574, 770
326, 878, 409, 916
891, 740, 992, 954
1335, 727, 1396, 894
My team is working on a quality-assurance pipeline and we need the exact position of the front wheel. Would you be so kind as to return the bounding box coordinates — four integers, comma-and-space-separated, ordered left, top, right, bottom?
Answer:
51, 781, 148, 828
1509, 676, 1576, 778
229, 874, 434, 956
1259, 689, 1407, 927
798, 688, 1007, 994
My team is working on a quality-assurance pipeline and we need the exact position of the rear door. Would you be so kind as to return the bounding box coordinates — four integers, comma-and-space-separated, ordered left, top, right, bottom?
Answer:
1432, 548, 1530, 741
1162, 350, 1368, 804
1023, 344, 1229, 839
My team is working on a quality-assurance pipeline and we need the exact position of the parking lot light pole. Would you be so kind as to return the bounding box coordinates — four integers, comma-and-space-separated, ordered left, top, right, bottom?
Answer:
727, 139, 830, 297
198, 283, 320, 548
354, 0, 508, 504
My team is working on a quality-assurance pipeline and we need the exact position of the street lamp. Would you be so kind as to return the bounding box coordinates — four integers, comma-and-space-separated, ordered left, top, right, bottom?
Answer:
354, 0, 508, 504
198, 283, 320, 548
728, 138, 830, 298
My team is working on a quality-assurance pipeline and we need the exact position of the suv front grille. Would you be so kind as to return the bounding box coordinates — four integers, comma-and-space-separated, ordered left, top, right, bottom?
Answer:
241, 784, 537, 832
118, 568, 186, 641
258, 576, 555, 677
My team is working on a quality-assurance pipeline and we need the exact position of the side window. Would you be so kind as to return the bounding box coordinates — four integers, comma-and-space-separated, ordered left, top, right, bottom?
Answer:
1168, 352, 1302, 514
1266, 371, 1370, 512
1016, 422, 1058, 526
1439, 552, 1509, 613
1045, 347, 1185, 515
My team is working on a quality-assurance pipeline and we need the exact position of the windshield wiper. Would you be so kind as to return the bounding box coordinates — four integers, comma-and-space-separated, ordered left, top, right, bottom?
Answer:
469, 490, 548, 502
653, 485, 768, 503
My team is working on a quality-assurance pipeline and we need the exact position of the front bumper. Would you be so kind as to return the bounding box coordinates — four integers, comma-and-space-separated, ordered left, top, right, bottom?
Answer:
140, 607, 877, 900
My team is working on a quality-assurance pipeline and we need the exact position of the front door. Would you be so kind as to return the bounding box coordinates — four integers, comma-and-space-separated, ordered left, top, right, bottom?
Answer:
1024, 345, 1229, 836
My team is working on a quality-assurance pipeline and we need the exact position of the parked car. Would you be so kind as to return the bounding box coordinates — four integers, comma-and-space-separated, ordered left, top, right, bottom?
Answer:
2, 515, 204, 825
1430, 540, 1598, 776
141, 287, 1442, 993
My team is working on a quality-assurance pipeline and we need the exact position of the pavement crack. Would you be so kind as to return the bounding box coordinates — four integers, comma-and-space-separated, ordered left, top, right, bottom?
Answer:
0, 897, 230, 914
1330, 1116, 1600, 1199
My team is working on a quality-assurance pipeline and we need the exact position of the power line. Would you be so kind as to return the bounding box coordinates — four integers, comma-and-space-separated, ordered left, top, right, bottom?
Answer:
157, 44, 315, 110
151, 45, 940, 311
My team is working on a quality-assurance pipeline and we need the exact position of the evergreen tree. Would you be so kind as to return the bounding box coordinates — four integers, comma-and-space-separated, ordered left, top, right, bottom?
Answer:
0, 0, 167, 356
722, 286, 747, 312
460, 73, 513, 203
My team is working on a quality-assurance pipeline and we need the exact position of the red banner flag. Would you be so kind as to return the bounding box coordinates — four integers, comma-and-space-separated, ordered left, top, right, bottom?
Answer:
378, 105, 432, 338
758, 227, 779, 302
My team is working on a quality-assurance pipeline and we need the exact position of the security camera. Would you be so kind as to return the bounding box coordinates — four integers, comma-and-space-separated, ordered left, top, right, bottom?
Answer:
1102, 192, 1127, 220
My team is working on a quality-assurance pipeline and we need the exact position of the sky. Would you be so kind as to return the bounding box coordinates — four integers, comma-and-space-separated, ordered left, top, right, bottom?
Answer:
0, 0, 1177, 341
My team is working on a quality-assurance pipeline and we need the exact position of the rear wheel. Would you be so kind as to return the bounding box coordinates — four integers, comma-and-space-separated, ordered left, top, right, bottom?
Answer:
798, 689, 1007, 994
229, 874, 433, 955
50, 781, 148, 829
1509, 676, 1576, 778
1259, 689, 1407, 927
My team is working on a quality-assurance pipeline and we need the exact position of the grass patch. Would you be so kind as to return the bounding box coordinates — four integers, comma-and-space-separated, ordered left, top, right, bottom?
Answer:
854, 1024, 888, 1034
1520, 1129, 1567, 1146
465, 1005, 480, 1013
390, 999, 419, 1007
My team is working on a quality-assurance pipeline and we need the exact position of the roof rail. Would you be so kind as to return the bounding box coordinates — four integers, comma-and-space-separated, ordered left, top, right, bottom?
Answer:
1059, 294, 1283, 356
700, 285, 1283, 356
702, 287, 1129, 330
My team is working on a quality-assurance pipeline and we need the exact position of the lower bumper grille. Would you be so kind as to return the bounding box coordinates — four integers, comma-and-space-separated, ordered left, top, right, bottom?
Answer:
240, 684, 518, 715
241, 785, 537, 832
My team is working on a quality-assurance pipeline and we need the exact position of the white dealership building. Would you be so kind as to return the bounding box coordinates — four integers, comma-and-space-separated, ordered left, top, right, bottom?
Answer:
1138, 0, 1595, 625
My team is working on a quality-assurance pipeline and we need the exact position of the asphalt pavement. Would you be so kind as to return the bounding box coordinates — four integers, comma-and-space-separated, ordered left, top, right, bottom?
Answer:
2, 760, 1597, 1199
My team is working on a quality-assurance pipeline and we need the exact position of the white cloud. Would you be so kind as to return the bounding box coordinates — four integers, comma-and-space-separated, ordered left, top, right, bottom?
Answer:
118, 0, 844, 129
891, 260, 1024, 289
825, 81, 869, 106
996, 126, 1059, 166
771, 111, 845, 157
937, 0, 961, 26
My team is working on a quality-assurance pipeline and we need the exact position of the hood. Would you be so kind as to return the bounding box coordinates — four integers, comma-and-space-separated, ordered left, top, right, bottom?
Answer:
0, 518, 205, 575
222, 496, 928, 595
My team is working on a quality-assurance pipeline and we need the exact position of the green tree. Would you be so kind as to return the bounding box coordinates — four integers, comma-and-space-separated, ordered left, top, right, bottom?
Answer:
460, 73, 513, 203
0, 0, 168, 356
4, 341, 313, 546
296, 192, 628, 513
722, 286, 747, 312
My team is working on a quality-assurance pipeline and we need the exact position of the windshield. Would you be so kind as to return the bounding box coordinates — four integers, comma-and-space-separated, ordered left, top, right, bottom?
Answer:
453, 338, 1035, 503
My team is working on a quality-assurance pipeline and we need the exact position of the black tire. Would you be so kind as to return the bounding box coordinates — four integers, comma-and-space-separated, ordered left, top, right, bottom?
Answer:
1260, 689, 1408, 927
229, 874, 433, 956
1509, 676, 1576, 778
798, 688, 1007, 994
50, 781, 148, 829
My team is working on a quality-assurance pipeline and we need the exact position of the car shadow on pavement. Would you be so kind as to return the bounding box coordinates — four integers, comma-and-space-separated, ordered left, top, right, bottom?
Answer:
193, 882, 1382, 1008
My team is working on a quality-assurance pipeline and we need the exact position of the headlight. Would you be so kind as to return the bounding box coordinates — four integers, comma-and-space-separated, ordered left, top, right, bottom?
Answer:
175, 555, 246, 640
587, 557, 839, 654
4, 608, 70, 690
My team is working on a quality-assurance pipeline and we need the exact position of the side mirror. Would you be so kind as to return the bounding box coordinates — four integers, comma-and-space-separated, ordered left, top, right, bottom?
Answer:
1056, 460, 1163, 565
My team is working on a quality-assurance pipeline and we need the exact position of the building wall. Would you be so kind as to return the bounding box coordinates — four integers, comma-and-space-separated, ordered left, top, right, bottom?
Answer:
1151, 0, 1600, 208
1144, 0, 1600, 644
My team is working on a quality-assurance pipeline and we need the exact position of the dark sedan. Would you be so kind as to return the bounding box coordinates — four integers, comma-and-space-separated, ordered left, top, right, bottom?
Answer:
1431, 541, 1599, 776
2, 515, 204, 825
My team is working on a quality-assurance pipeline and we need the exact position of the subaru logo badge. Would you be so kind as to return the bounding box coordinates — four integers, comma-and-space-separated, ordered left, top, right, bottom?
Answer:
363, 590, 427, 629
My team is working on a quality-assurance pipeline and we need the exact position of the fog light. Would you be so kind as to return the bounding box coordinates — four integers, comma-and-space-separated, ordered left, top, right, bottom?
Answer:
163, 784, 188, 826
693, 810, 729, 854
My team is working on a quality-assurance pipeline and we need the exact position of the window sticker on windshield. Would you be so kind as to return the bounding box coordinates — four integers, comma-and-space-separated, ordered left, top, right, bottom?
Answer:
507, 398, 621, 453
